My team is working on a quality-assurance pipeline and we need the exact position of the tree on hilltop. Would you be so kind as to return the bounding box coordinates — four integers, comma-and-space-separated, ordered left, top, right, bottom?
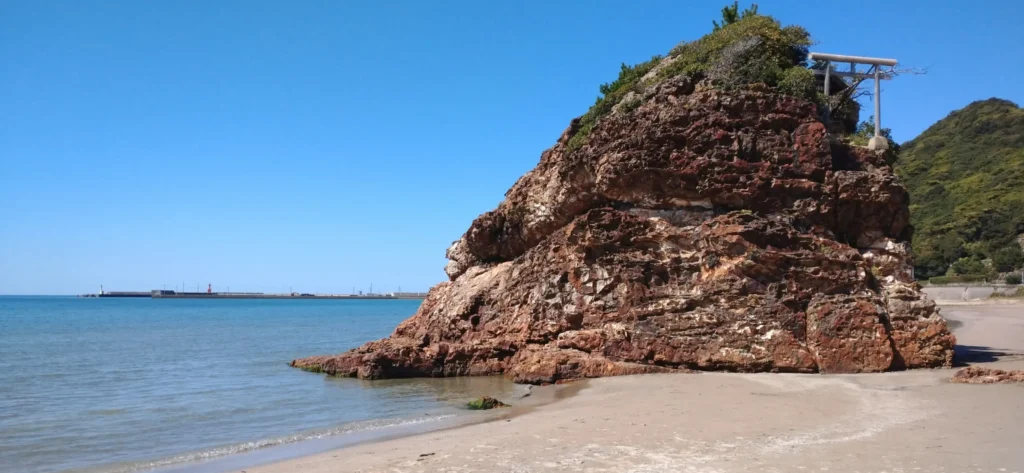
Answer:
713, 2, 759, 31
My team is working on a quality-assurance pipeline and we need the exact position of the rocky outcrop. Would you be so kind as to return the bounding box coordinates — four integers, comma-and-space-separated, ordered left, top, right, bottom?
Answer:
293, 79, 955, 384
951, 367, 1024, 384
467, 397, 508, 410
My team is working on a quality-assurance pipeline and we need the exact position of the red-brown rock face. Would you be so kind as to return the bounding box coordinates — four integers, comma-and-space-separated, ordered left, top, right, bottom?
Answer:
951, 367, 1024, 384
293, 79, 955, 383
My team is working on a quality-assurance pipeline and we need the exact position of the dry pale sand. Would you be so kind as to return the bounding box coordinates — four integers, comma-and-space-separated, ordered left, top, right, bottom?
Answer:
249, 303, 1024, 473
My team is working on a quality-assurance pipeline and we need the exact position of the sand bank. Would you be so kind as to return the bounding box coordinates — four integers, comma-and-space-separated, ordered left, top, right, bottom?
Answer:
246, 303, 1024, 473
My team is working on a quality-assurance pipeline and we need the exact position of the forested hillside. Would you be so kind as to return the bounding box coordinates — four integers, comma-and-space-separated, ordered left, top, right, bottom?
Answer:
896, 98, 1024, 281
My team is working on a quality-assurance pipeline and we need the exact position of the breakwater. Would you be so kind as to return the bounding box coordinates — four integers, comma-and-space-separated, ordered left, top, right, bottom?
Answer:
80, 290, 429, 300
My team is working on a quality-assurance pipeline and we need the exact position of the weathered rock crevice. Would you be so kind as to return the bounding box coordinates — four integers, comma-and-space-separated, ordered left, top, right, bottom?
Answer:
293, 82, 955, 384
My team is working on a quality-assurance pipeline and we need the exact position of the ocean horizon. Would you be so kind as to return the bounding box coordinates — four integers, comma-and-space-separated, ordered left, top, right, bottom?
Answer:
0, 296, 521, 473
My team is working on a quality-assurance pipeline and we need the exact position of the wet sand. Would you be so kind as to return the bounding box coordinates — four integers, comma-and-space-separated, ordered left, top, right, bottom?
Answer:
247, 303, 1024, 473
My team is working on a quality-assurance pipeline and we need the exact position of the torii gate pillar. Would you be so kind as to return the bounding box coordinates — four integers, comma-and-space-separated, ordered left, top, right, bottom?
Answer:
866, 66, 889, 150
809, 52, 898, 151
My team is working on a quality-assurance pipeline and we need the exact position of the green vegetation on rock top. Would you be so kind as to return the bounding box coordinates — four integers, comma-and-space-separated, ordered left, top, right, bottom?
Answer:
896, 98, 1024, 279
566, 7, 813, 151
466, 396, 507, 410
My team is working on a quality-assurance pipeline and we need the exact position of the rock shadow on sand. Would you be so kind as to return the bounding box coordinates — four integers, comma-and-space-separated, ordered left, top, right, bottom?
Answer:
953, 344, 1019, 366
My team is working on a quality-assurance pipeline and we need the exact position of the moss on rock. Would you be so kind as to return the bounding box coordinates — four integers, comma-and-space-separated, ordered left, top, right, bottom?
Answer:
467, 396, 507, 410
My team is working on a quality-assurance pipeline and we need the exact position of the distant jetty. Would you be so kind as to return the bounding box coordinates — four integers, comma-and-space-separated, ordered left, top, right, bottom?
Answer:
79, 290, 428, 300
83, 291, 151, 298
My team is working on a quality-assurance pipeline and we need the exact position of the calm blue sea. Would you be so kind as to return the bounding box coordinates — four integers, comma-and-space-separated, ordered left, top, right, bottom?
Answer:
0, 296, 519, 473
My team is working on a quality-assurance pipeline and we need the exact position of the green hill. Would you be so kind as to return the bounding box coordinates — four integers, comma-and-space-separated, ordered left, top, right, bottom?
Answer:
896, 98, 1024, 280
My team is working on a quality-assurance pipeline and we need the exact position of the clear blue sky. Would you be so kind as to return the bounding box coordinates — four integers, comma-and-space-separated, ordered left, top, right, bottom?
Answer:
2, 1, 1022, 295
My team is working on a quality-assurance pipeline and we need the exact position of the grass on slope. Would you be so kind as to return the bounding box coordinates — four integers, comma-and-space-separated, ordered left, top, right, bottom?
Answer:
896, 98, 1024, 279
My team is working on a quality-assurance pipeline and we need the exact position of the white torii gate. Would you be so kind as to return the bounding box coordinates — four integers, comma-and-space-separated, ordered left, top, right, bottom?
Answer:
809, 52, 898, 150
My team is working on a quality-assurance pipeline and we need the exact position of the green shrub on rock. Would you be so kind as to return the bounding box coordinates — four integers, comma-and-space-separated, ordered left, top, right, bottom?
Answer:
566, 55, 662, 151
777, 66, 817, 101
467, 396, 507, 410
566, 10, 812, 151
659, 16, 810, 85
712, 1, 760, 31
850, 118, 899, 153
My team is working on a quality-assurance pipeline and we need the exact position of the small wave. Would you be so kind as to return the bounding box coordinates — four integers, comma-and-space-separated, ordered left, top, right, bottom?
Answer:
86, 409, 127, 416
103, 414, 457, 473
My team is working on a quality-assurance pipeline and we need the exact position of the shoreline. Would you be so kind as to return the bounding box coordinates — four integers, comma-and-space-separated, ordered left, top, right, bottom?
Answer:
232, 302, 1024, 473
120, 414, 462, 473
97, 300, 1023, 473
139, 381, 584, 473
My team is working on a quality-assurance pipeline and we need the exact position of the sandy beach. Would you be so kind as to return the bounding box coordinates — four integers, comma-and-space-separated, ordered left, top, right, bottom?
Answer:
247, 302, 1024, 473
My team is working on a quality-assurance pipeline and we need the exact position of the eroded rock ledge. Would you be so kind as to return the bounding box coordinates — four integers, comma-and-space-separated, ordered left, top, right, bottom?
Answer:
951, 367, 1024, 384
292, 81, 955, 384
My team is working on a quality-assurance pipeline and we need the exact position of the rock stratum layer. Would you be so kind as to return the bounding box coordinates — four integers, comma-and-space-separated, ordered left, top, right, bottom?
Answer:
293, 80, 955, 384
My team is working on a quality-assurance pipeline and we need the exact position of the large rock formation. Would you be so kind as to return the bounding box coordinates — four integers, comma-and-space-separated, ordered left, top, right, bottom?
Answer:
293, 78, 955, 384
